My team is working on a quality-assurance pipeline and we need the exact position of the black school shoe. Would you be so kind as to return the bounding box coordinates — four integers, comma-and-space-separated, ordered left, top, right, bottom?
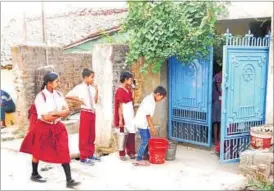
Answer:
67, 179, 81, 188
30, 174, 47, 183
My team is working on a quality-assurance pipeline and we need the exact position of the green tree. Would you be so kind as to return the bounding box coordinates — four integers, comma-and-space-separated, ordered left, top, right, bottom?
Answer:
122, 0, 228, 73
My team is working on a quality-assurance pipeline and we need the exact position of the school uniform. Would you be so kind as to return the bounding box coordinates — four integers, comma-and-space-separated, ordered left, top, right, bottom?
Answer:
114, 87, 136, 157
134, 93, 156, 161
20, 88, 70, 164
66, 82, 96, 160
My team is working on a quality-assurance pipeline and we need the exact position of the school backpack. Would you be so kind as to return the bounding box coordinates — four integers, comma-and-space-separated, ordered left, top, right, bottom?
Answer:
28, 91, 61, 131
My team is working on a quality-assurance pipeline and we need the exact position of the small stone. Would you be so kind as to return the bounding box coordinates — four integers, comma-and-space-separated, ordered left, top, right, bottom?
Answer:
253, 151, 273, 166
257, 163, 271, 180
258, 164, 267, 171
240, 150, 254, 166
239, 164, 257, 176
250, 165, 258, 172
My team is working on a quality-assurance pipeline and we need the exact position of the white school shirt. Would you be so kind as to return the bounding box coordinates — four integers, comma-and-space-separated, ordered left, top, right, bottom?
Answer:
66, 82, 96, 110
35, 88, 68, 123
134, 94, 156, 129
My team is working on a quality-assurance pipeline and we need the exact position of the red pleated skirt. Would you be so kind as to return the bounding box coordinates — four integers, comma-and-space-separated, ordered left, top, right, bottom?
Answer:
20, 120, 70, 164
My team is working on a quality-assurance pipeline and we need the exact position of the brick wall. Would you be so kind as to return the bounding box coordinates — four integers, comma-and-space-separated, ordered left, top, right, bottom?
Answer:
58, 53, 92, 111
11, 45, 92, 129
35, 65, 56, 94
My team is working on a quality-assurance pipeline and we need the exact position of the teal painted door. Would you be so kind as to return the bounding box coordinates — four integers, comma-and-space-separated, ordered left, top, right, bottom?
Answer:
168, 48, 213, 147
220, 30, 270, 163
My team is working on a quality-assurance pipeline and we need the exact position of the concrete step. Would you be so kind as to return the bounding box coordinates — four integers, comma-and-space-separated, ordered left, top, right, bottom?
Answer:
62, 119, 79, 134
1, 126, 24, 141
63, 112, 80, 134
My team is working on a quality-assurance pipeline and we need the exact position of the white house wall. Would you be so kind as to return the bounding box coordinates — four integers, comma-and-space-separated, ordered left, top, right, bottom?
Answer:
219, 2, 273, 20
266, 15, 273, 124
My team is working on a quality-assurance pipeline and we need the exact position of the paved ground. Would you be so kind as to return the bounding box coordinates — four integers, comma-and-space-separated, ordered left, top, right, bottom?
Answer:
1, 136, 248, 190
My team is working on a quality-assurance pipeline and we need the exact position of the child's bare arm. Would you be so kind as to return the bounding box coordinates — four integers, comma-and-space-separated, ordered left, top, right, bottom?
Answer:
132, 90, 135, 101
217, 82, 222, 93
47, 100, 71, 118
118, 102, 124, 127
51, 108, 71, 118
65, 96, 85, 105
146, 115, 157, 136
41, 114, 60, 122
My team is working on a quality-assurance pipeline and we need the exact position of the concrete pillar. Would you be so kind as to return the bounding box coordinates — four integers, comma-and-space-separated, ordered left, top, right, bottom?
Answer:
92, 44, 129, 147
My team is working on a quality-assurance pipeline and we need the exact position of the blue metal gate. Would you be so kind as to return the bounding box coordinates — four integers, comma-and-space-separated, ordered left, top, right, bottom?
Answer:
168, 48, 213, 147
220, 29, 270, 163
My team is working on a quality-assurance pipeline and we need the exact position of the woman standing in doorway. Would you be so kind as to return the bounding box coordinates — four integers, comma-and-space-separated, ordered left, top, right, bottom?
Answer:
20, 72, 80, 188
212, 69, 222, 146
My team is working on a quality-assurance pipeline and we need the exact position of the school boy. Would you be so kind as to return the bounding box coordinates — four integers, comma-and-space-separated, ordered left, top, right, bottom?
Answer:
66, 68, 100, 166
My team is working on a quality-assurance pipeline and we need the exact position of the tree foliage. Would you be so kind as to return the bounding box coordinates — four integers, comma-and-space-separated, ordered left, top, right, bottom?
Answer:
122, 0, 228, 73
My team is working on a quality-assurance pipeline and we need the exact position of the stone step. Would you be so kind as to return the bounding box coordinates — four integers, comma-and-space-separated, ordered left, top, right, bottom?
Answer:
62, 119, 79, 134
240, 148, 274, 180
62, 112, 80, 134
1, 126, 24, 142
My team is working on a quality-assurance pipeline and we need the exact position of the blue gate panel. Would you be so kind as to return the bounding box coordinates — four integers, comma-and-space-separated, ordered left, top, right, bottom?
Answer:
220, 30, 270, 163
168, 48, 213, 147
171, 121, 208, 144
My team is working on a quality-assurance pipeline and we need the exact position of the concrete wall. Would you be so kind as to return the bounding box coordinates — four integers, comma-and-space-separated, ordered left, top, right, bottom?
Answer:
11, 45, 92, 129
35, 65, 56, 94
265, 16, 273, 124
219, 2, 273, 20
92, 44, 129, 147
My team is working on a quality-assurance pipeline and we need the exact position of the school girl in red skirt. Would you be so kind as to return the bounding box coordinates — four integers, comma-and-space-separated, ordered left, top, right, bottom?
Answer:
114, 71, 136, 161
66, 68, 100, 166
20, 72, 80, 188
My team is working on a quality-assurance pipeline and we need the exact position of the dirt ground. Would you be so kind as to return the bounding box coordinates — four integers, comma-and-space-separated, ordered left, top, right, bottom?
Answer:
1, 141, 247, 190
1, 69, 247, 190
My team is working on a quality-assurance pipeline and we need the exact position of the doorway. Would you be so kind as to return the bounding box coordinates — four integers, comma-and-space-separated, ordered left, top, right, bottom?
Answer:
168, 18, 271, 163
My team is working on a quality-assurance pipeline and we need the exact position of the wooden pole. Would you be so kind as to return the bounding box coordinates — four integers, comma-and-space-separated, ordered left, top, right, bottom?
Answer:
41, 2, 46, 43
23, 12, 27, 43
41, 2, 49, 65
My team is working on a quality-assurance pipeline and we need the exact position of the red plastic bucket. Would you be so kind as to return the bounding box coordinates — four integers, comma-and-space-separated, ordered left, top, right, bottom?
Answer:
250, 131, 272, 149
148, 138, 168, 164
